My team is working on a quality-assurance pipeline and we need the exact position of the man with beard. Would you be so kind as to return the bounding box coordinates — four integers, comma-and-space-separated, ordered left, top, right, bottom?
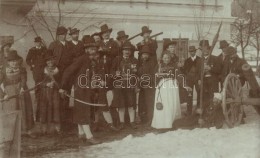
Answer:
137, 45, 156, 125
59, 36, 101, 144
26, 36, 47, 121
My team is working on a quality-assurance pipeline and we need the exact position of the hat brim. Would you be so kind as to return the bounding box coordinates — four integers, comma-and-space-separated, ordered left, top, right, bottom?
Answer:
188, 49, 197, 52
117, 35, 129, 40
141, 30, 152, 36
84, 43, 99, 48
69, 30, 80, 35
122, 46, 133, 50
100, 28, 113, 35
45, 56, 56, 61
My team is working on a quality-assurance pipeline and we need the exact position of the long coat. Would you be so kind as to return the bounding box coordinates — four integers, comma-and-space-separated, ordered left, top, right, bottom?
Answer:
137, 39, 158, 63
67, 41, 85, 60
61, 54, 94, 124
48, 41, 72, 75
182, 56, 201, 82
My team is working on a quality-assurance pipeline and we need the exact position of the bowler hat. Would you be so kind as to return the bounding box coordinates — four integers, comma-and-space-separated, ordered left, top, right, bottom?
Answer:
69, 28, 80, 35
100, 24, 112, 34
122, 42, 133, 50
189, 46, 197, 52
117, 31, 129, 40
140, 45, 151, 54
219, 40, 229, 49
7, 50, 19, 61
34, 36, 42, 42
83, 35, 99, 48
56, 26, 68, 35
141, 26, 152, 36
199, 40, 210, 48
225, 46, 237, 55
44, 50, 56, 61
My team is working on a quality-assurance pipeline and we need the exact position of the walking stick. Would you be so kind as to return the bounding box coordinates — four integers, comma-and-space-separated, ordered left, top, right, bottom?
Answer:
198, 21, 222, 125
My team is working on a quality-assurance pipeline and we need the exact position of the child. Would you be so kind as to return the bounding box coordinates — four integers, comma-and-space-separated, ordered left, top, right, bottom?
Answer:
0, 50, 35, 137
39, 51, 60, 134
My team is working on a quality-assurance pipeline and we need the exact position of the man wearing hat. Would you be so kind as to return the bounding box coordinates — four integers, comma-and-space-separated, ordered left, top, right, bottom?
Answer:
199, 40, 221, 109
59, 36, 101, 144
99, 24, 119, 59
137, 45, 156, 124
111, 42, 138, 129
91, 32, 102, 45
181, 46, 201, 115
49, 26, 74, 132
68, 28, 84, 59
218, 40, 229, 62
116, 30, 135, 57
137, 26, 158, 63
26, 36, 47, 121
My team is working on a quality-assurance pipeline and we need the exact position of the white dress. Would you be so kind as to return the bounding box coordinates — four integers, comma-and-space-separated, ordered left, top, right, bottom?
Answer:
151, 78, 182, 129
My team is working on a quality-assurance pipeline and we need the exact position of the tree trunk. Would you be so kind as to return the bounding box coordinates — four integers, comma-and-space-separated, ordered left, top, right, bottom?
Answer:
257, 48, 259, 66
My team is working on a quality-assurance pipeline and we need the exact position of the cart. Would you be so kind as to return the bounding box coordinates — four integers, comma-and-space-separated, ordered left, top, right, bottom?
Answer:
221, 65, 260, 128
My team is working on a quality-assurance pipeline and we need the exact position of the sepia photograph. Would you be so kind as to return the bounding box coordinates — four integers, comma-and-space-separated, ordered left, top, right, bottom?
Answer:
0, 0, 259, 158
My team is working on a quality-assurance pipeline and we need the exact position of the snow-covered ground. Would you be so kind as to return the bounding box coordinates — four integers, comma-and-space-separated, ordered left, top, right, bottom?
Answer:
46, 106, 260, 158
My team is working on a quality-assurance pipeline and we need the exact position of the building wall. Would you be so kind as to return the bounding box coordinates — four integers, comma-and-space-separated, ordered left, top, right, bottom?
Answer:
1, 0, 235, 87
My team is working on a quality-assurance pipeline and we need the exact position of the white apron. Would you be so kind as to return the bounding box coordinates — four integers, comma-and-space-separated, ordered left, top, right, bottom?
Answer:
151, 78, 181, 129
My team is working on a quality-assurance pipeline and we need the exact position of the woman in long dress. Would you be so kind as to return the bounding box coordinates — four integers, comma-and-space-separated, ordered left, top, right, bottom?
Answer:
151, 53, 182, 129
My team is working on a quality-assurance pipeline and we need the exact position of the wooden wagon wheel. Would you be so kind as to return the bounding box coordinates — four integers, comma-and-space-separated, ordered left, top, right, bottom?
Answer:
222, 73, 244, 128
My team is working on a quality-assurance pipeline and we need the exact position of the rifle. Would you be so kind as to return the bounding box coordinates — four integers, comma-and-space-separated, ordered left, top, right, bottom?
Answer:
127, 33, 142, 41
198, 21, 222, 124
150, 32, 163, 39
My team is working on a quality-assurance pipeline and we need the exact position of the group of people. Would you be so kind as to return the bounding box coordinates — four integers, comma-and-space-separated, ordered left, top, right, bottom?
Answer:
0, 24, 253, 144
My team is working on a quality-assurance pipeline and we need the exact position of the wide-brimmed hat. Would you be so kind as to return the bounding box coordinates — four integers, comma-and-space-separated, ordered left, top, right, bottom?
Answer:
199, 40, 210, 48
122, 42, 133, 50
141, 26, 152, 36
189, 46, 197, 52
69, 28, 80, 35
7, 50, 19, 61
34, 36, 42, 42
56, 26, 68, 35
45, 50, 56, 61
100, 24, 112, 35
83, 35, 99, 48
219, 40, 229, 49
225, 46, 237, 55
117, 31, 129, 40
140, 45, 151, 55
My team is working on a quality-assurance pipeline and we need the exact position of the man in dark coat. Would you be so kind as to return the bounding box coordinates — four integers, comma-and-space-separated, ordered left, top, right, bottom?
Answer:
48, 26, 73, 132
218, 40, 230, 88
59, 36, 101, 144
26, 36, 47, 121
99, 24, 120, 59
182, 46, 201, 115
67, 28, 84, 60
116, 30, 135, 57
136, 26, 158, 63
111, 42, 139, 129
199, 40, 221, 109
137, 45, 156, 124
